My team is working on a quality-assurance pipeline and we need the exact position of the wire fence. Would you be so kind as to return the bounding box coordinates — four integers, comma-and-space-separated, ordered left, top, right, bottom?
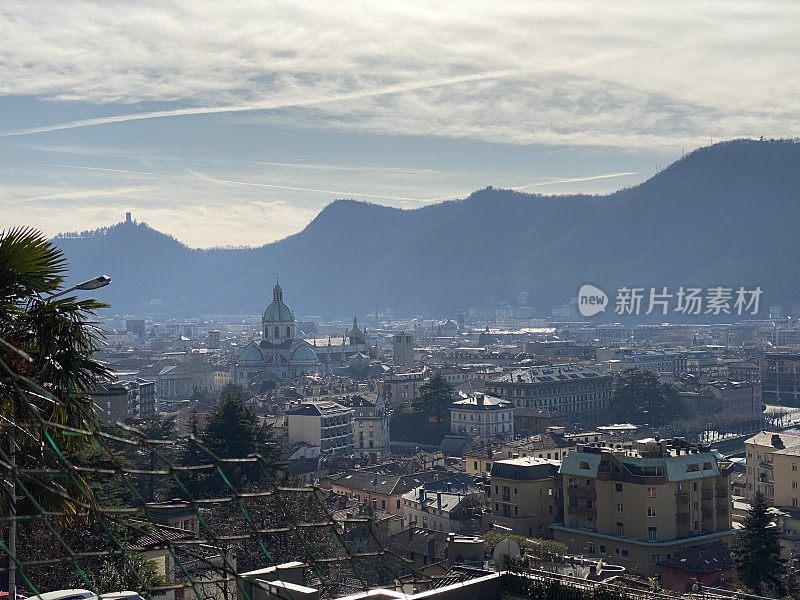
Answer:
0, 415, 419, 600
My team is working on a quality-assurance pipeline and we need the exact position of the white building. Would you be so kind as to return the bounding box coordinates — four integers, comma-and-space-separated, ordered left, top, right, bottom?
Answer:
285, 400, 353, 458
341, 394, 390, 460
402, 487, 482, 534
450, 392, 514, 442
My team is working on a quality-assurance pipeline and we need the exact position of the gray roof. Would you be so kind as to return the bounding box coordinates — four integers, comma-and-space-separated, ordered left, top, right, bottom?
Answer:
493, 365, 609, 384
490, 457, 559, 480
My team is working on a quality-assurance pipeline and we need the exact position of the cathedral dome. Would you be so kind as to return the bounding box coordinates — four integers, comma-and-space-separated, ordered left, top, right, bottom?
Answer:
263, 282, 294, 323
291, 345, 318, 363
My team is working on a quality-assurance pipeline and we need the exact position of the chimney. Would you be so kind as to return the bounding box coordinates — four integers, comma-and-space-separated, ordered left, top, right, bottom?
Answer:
772, 434, 784, 448
476, 393, 485, 407
427, 537, 436, 559
437, 492, 442, 509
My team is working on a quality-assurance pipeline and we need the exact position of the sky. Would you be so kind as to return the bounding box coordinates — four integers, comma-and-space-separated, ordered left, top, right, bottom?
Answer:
1, 1, 798, 247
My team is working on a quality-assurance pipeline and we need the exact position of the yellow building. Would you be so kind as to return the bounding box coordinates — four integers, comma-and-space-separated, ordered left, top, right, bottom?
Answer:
488, 457, 560, 538
553, 439, 735, 577
744, 429, 800, 553
744, 430, 800, 506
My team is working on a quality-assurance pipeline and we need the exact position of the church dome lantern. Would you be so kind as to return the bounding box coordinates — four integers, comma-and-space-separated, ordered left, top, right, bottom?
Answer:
262, 280, 296, 342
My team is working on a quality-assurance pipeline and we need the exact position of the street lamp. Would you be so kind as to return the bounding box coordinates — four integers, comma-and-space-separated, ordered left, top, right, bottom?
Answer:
48, 275, 112, 299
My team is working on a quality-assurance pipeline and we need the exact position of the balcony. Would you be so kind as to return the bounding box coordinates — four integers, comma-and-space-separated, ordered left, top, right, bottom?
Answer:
715, 486, 728, 498
701, 489, 714, 501
675, 491, 689, 506
571, 505, 597, 517
676, 512, 690, 524
759, 460, 774, 469
717, 506, 729, 517
702, 508, 715, 519
567, 486, 597, 500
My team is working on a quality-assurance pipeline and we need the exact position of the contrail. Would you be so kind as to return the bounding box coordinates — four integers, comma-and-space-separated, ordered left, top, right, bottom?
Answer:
43, 163, 437, 203
0, 69, 519, 138
512, 172, 639, 189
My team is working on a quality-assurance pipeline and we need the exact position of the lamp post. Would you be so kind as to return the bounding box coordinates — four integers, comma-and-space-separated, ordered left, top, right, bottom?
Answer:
8, 274, 111, 600
47, 275, 112, 300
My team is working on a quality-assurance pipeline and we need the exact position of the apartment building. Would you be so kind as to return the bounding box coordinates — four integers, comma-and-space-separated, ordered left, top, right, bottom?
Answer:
339, 394, 390, 460
462, 428, 596, 476
285, 400, 353, 458
450, 393, 514, 442
761, 353, 800, 406
381, 370, 426, 406
488, 457, 560, 538
553, 439, 735, 577
744, 429, 800, 505
486, 365, 613, 432
402, 487, 483, 534
699, 380, 762, 416
744, 429, 800, 553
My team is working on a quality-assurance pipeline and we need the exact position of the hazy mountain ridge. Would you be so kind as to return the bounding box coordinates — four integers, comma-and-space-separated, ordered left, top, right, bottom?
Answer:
54, 139, 800, 318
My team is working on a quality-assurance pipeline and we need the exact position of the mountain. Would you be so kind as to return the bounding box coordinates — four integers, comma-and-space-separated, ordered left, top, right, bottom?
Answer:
54, 139, 800, 319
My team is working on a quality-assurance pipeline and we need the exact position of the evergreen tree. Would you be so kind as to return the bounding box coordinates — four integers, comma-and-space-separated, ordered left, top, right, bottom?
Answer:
414, 372, 454, 441
610, 368, 686, 424
733, 491, 787, 595
200, 392, 282, 492
173, 408, 207, 498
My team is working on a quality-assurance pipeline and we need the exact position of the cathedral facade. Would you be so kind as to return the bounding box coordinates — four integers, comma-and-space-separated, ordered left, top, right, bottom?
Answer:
233, 282, 369, 384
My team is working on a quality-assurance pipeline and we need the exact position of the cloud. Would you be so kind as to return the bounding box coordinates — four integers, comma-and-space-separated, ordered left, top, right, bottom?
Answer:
1, 1, 798, 148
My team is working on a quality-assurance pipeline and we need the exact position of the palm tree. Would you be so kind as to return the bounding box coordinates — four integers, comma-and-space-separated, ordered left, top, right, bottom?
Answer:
0, 226, 110, 518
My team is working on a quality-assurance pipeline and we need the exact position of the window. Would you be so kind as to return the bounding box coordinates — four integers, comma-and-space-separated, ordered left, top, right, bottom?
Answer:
646, 486, 656, 498
579, 461, 590, 470
648, 527, 657, 541
621, 549, 629, 559
652, 554, 661, 565
396, 499, 401, 509
615, 483, 623, 493
587, 542, 595, 554
599, 544, 606, 555
793, 481, 798, 490
615, 522, 624, 536
274, 326, 279, 338
794, 498, 799, 508
616, 503, 624, 513
647, 507, 656, 517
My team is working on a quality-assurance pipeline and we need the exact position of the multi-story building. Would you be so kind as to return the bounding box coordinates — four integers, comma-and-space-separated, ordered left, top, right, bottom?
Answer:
487, 365, 613, 432
91, 381, 135, 422
761, 353, 800, 406
488, 457, 560, 538
402, 487, 483, 534
744, 430, 800, 553
342, 394, 390, 460
553, 439, 735, 577
744, 430, 800, 505
464, 429, 580, 476
381, 370, 426, 406
620, 352, 687, 376
450, 393, 514, 442
727, 360, 760, 383
285, 400, 353, 458
698, 381, 762, 416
